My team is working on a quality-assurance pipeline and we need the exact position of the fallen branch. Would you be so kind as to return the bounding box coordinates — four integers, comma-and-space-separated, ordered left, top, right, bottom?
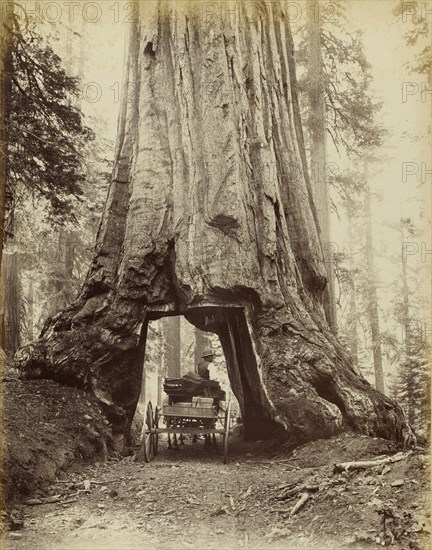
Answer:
88, 480, 118, 485
66, 489, 87, 498
55, 479, 117, 486
288, 492, 309, 517
24, 495, 62, 506
261, 462, 300, 470
277, 483, 319, 500
276, 481, 297, 492
261, 459, 301, 468
333, 452, 412, 474
154, 463, 183, 468
210, 506, 230, 517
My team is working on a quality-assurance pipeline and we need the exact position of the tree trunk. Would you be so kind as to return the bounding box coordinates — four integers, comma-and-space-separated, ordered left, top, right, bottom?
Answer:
26, 277, 34, 343
305, 0, 336, 332
194, 327, 210, 369
158, 323, 165, 405
347, 209, 359, 368
4, 251, 21, 355
49, 30, 76, 313
162, 316, 181, 378
15, 2, 413, 446
77, 17, 86, 98
364, 163, 385, 394
46, 230, 74, 317
0, 0, 14, 351
399, 220, 415, 424
348, 273, 359, 367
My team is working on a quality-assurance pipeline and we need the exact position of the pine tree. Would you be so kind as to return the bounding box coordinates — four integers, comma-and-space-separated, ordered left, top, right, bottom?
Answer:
392, 218, 431, 437
4, 5, 93, 234
295, 2, 385, 159
3, 10, 113, 342
363, 162, 385, 393
393, 0, 432, 87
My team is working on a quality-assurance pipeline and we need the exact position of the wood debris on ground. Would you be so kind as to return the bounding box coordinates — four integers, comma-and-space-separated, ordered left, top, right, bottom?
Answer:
333, 452, 412, 474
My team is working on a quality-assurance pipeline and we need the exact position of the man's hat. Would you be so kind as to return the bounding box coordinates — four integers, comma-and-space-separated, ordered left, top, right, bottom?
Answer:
202, 347, 214, 358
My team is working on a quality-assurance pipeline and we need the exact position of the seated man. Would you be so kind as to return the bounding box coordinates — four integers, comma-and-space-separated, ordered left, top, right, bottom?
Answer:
195, 348, 218, 446
196, 348, 215, 380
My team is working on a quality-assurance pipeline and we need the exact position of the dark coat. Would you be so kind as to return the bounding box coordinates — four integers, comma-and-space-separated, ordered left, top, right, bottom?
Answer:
197, 359, 210, 380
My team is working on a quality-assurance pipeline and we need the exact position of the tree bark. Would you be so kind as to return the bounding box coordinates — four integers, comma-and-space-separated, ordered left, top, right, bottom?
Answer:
15, 1, 412, 446
364, 162, 385, 394
0, 0, 14, 351
4, 250, 21, 355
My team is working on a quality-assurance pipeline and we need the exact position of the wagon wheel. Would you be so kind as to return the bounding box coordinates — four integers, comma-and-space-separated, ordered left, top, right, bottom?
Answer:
222, 400, 231, 464
142, 401, 155, 463
153, 405, 161, 455
212, 417, 218, 448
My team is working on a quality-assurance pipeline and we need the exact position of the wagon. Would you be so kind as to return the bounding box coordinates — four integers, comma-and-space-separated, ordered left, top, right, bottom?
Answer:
139, 395, 231, 464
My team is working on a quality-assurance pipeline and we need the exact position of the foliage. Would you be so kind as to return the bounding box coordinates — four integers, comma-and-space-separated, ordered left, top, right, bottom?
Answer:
4, 8, 93, 234
330, 169, 366, 211
297, 0, 428, 409
393, 0, 432, 86
394, 325, 430, 435
390, 219, 431, 435
3, 13, 113, 345
295, 3, 386, 158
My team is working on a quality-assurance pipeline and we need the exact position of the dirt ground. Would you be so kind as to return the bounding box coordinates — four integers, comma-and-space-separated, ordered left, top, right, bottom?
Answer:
2, 378, 112, 503
3, 431, 430, 550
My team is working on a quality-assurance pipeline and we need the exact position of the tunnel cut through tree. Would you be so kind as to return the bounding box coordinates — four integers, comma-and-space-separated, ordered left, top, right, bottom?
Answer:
15, 1, 413, 447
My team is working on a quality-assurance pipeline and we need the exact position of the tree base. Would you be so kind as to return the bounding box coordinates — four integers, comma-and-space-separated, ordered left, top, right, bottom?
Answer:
15, 299, 415, 449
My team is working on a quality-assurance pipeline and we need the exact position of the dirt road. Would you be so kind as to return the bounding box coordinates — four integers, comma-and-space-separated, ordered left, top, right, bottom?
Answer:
5, 434, 428, 550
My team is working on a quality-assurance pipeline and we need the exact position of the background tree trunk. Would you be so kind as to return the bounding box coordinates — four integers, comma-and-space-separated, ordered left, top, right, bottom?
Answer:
0, 0, 14, 351
194, 327, 210, 369
347, 210, 359, 368
305, 0, 337, 332
48, 230, 76, 317
4, 250, 20, 355
26, 277, 34, 343
364, 162, 385, 394
399, 219, 414, 424
162, 316, 181, 378
15, 2, 412, 446
49, 28, 76, 314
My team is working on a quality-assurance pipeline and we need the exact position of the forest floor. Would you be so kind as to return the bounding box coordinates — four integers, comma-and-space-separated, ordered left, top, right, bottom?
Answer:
2, 379, 112, 505
3, 421, 430, 550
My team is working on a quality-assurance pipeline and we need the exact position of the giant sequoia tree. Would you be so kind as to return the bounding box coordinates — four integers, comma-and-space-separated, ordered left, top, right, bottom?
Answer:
15, 1, 413, 446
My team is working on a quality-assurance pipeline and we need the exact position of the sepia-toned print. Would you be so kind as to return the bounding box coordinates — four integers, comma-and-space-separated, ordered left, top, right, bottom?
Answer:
1, 1, 430, 549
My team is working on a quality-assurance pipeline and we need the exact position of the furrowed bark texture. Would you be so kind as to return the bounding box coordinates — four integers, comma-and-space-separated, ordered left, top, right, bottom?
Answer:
15, 1, 413, 445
